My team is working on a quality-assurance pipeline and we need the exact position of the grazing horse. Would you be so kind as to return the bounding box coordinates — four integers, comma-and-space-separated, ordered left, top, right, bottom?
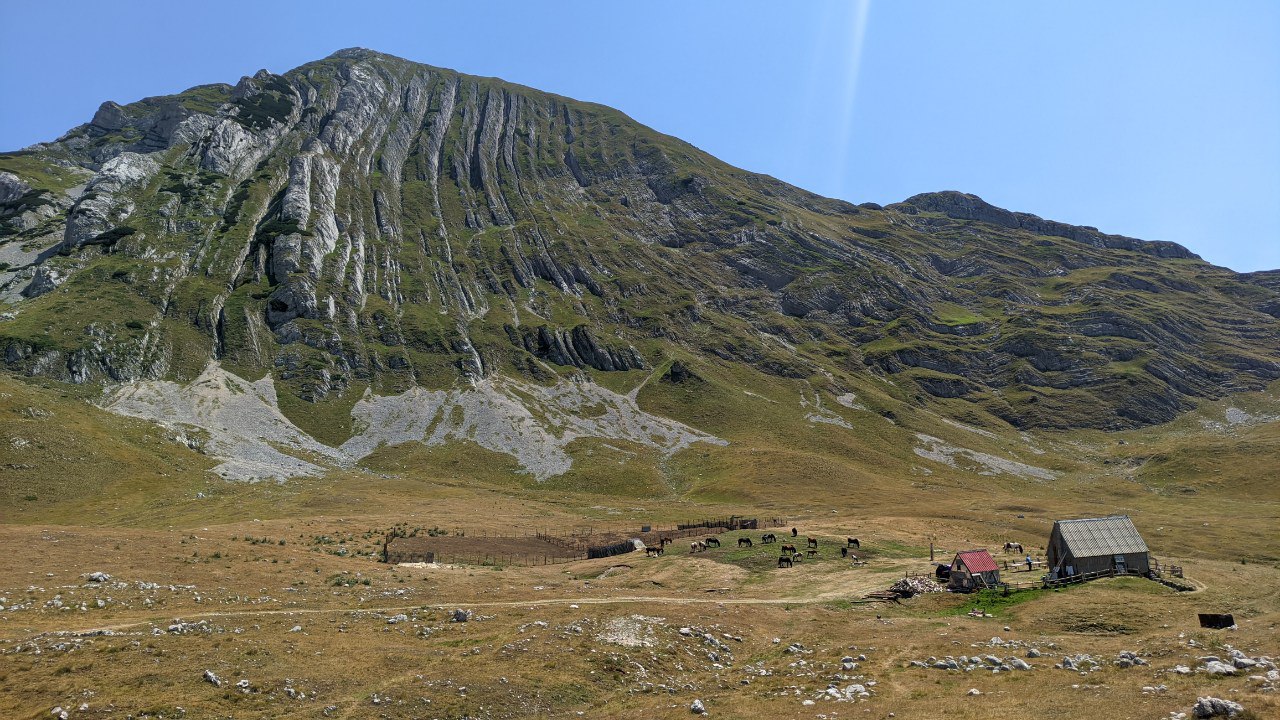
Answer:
1004, 541, 1023, 553
705, 537, 721, 548
690, 541, 707, 553
738, 537, 753, 548
807, 537, 818, 549
781, 544, 797, 555
645, 546, 663, 557
660, 537, 673, 547
762, 533, 776, 544
792, 552, 805, 563
807, 548, 818, 558
777, 555, 794, 568
847, 537, 860, 548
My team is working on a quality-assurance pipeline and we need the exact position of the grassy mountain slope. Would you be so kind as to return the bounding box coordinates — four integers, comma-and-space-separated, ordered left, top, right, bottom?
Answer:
0, 48, 1277, 483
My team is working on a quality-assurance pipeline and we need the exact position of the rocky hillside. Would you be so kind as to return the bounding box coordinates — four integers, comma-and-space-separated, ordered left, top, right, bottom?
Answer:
1, 48, 1277, 456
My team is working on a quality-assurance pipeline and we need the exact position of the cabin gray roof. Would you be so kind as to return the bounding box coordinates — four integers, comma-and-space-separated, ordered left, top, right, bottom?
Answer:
1054, 515, 1148, 557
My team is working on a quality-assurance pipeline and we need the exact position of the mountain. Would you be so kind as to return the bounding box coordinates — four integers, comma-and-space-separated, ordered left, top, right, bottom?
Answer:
1, 48, 1277, 481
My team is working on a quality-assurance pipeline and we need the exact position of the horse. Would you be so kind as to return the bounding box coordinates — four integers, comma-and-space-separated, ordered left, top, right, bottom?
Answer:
690, 541, 706, 553
791, 527, 798, 538
778, 555, 794, 568
807, 537, 818, 549
738, 537, 753, 548
847, 537, 860, 548
781, 544, 797, 555
761, 533, 776, 544
840, 547, 848, 558
807, 548, 818, 558
660, 537, 673, 547
645, 546, 663, 557
1004, 541, 1023, 553
705, 537, 721, 548
792, 552, 805, 563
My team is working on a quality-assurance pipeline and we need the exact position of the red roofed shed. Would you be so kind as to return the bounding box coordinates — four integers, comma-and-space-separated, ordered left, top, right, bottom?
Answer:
949, 549, 1000, 591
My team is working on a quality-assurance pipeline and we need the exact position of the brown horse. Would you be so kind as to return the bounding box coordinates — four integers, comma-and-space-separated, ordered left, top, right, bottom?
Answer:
660, 537, 673, 547
807, 548, 818, 558
807, 537, 818, 549
778, 555, 794, 568
738, 537, 753, 548
781, 544, 797, 555
705, 537, 721, 548
847, 537, 860, 548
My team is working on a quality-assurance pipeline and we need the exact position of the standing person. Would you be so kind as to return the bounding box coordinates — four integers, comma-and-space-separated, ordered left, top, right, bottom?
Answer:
1025, 554, 1033, 571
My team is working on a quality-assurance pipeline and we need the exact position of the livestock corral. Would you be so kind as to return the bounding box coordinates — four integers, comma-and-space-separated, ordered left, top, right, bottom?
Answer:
382, 516, 787, 566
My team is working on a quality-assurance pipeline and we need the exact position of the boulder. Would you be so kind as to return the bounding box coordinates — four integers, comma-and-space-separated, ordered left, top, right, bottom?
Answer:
1192, 696, 1245, 718
690, 698, 706, 714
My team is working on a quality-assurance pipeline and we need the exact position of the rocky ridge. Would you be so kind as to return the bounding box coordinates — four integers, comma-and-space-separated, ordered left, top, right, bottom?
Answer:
0, 47, 1276, 463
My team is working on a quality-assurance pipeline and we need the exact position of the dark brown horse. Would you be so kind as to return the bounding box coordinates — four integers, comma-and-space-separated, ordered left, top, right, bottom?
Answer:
807, 537, 818, 549
761, 533, 777, 544
781, 544, 797, 555
705, 537, 721, 548
738, 537, 753, 548
778, 555, 794, 568
847, 537, 860, 548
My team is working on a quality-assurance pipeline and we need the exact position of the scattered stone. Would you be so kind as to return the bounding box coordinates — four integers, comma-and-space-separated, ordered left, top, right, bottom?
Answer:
690, 698, 706, 714
289, 625, 302, 632
1191, 696, 1245, 718
1008, 657, 1032, 671
203, 669, 222, 687
387, 614, 409, 624
236, 679, 251, 693
967, 688, 982, 696
85, 572, 111, 583
1201, 661, 1238, 676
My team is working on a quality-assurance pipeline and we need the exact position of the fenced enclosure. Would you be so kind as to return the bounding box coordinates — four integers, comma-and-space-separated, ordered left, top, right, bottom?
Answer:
383, 516, 787, 567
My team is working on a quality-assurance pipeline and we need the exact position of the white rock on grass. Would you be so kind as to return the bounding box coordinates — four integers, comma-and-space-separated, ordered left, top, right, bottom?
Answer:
203, 669, 222, 687
967, 688, 982, 696
690, 698, 706, 714
1191, 696, 1245, 718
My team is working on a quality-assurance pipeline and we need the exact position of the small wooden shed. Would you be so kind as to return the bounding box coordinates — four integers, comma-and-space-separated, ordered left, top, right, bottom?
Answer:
949, 549, 1000, 591
1046, 515, 1150, 579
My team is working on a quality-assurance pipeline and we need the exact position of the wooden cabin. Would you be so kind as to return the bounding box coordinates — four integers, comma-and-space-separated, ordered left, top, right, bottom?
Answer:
948, 549, 1000, 591
1046, 515, 1150, 580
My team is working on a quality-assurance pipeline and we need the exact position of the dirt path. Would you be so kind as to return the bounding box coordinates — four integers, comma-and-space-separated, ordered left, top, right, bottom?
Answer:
5, 587, 888, 642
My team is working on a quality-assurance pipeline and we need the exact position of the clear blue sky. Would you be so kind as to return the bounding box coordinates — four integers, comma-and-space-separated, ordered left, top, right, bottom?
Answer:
2, 1, 1276, 271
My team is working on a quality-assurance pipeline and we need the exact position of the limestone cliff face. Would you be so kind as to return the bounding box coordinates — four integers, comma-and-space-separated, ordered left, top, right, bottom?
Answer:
0, 48, 1277, 431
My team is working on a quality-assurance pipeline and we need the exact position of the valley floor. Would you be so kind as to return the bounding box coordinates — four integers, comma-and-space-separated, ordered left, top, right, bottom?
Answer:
1, 475, 1278, 720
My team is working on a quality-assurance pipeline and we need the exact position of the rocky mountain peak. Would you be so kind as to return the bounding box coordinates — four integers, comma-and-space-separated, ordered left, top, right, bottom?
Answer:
0, 49, 1275, 452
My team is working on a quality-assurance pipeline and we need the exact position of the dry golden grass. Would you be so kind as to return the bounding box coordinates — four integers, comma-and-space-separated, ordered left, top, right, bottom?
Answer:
2, 377, 1279, 718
